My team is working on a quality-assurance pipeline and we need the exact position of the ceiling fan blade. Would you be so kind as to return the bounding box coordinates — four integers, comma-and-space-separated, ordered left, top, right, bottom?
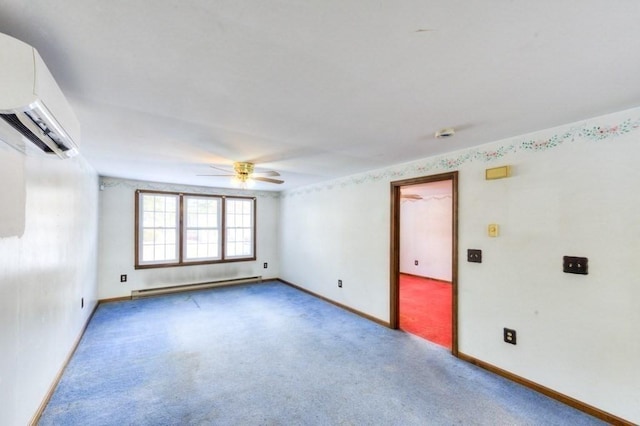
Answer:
197, 173, 235, 177
253, 170, 280, 177
254, 177, 284, 184
209, 165, 233, 173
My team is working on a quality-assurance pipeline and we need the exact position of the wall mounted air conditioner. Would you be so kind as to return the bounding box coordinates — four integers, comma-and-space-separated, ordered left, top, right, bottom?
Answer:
0, 33, 79, 159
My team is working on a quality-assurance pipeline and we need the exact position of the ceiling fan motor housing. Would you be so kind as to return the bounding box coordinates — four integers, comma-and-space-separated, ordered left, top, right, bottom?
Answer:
234, 162, 254, 181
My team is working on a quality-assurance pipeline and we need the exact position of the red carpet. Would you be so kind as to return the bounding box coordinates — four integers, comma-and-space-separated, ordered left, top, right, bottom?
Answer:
399, 274, 452, 348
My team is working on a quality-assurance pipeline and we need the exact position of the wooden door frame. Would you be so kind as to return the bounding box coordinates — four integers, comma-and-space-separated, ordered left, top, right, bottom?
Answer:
390, 171, 459, 356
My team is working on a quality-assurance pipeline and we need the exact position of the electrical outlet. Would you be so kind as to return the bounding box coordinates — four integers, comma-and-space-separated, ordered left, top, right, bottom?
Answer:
414, 260, 419, 266
467, 249, 482, 263
504, 328, 517, 345
563, 256, 588, 275
338, 279, 342, 288
263, 262, 268, 269
120, 274, 127, 282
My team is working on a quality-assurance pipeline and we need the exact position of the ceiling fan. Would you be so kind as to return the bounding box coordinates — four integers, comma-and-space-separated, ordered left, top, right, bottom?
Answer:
199, 162, 284, 185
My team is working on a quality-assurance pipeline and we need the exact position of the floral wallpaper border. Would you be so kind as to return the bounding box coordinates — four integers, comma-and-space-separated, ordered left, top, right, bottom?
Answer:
99, 176, 281, 199
284, 112, 640, 198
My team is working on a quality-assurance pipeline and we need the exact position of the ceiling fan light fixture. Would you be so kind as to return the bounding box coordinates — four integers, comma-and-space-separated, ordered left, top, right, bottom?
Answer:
231, 162, 258, 189
203, 161, 284, 186
234, 162, 255, 175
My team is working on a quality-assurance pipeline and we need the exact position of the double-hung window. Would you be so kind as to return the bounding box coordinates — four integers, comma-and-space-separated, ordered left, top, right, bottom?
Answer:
138, 192, 179, 265
184, 196, 221, 262
225, 198, 254, 259
135, 190, 255, 268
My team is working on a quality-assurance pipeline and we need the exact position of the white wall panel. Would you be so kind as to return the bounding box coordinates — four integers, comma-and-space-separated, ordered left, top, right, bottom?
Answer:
97, 178, 280, 299
279, 107, 640, 423
399, 183, 453, 280
0, 145, 98, 425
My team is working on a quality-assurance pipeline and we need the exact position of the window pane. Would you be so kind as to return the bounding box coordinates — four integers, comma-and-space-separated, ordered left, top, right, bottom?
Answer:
187, 213, 196, 227
227, 242, 236, 256
142, 246, 154, 261
142, 229, 154, 244
143, 195, 154, 211
166, 246, 176, 260
154, 212, 164, 228
154, 245, 164, 259
207, 213, 216, 227
166, 229, 176, 244
154, 197, 165, 211
154, 229, 165, 244
143, 212, 154, 227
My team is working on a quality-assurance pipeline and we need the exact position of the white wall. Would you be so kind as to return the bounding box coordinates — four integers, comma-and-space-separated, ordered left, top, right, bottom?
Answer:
399, 182, 453, 281
0, 145, 99, 425
98, 178, 280, 299
279, 107, 640, 423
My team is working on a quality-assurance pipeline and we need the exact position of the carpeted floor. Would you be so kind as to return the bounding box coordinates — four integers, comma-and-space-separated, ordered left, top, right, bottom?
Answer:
399, 274, 452, 348
39, 281, 604, 425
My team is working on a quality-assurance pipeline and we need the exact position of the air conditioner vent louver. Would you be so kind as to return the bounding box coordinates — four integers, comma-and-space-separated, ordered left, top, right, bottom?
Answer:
1, 114, 55, 153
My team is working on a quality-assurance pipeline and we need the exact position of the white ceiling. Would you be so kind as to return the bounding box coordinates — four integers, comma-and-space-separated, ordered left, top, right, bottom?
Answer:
1, 1, 638, 191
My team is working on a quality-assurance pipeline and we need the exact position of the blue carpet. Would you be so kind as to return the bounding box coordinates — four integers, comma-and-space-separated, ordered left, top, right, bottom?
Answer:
40, 281, 604, 425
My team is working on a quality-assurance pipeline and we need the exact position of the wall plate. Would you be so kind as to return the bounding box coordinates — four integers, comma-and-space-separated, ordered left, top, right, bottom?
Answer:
563, 256, 588, 275
504, 328, 517, 345
467, 249, 482, 263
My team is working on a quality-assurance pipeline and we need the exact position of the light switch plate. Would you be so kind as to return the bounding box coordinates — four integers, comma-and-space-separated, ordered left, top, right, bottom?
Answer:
488, 224, 499, 237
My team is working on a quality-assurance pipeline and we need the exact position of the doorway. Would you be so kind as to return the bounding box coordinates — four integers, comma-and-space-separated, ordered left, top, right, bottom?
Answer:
390, 172, 458, 355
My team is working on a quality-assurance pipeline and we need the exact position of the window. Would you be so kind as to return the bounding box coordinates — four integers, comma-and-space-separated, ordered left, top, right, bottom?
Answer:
225, 198, 254, 259
138, 193, 179, 264
135, 190, 255, 268
184, 196, 221, 262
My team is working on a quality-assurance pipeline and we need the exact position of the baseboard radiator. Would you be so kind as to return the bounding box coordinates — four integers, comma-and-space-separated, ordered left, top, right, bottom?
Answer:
131, 276, 262, 299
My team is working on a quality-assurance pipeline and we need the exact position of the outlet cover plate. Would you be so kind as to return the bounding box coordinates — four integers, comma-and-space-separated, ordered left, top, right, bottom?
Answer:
467, 249, 482, 263
563, 256, 588, 275
504, 328, 517, 345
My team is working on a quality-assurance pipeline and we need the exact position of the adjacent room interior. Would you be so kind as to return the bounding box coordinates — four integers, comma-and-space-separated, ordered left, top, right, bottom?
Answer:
398, 179, 454, 349
1, 2, 639, 425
